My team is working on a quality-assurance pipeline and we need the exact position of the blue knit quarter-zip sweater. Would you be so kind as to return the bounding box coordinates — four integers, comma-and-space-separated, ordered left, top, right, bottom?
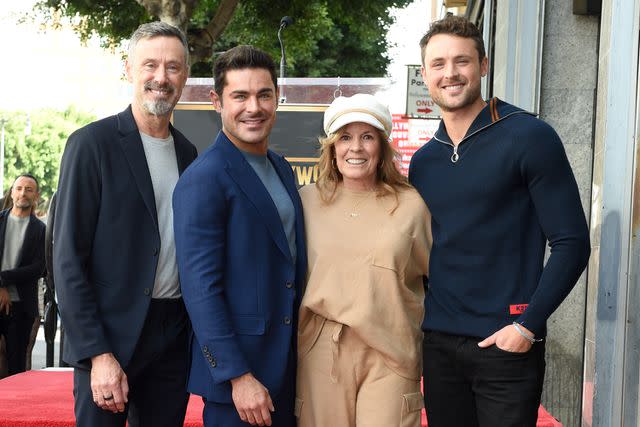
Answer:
408, 98, 590, 338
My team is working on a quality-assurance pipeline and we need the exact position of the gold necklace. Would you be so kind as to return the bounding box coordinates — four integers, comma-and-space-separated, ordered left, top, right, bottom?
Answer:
347, 191, 375, 218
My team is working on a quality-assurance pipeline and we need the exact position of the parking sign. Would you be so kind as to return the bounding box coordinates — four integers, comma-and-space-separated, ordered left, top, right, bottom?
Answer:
406, 65, 441, 118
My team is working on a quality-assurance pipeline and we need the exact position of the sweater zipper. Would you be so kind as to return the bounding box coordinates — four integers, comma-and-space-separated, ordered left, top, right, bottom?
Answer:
452, 145, 459, 163
433, 111, 531, 164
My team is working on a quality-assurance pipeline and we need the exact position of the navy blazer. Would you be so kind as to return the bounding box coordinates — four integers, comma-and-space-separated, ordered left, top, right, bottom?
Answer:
0, 210, 46, 317
173, 131, 306, 403
53, 106, 198, 368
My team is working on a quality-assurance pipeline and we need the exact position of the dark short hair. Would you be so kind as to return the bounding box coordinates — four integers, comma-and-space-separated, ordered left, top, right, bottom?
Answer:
419, 15, 486, 65
128, 21, 190, 66
213, 45, 278, 97
13, 173, 39, 192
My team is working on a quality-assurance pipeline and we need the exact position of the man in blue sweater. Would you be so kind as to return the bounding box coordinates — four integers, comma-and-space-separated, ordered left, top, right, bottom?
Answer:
409, 16, 590, 427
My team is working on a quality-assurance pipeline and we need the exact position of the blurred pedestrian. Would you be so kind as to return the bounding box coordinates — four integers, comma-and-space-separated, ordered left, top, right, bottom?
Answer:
0, 173, 45, 376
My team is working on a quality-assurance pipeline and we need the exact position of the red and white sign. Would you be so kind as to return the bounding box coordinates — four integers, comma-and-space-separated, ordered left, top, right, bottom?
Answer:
406, 65, 441, 118
391, 114, 440, 176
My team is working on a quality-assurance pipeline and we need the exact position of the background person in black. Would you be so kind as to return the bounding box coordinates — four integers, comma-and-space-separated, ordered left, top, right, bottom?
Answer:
0, 173, 45, 376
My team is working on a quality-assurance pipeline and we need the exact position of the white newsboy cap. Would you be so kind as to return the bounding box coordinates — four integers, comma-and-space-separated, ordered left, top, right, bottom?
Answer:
323, 94, 393, 141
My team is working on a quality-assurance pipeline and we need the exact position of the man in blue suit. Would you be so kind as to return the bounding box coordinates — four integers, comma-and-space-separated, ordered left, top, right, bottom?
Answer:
54, 22, 197, 426
173, 45, 306, 427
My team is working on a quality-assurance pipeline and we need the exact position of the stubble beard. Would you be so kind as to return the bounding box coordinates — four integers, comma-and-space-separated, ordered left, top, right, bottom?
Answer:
433, 82, 482, 113
13, 199, 33, 211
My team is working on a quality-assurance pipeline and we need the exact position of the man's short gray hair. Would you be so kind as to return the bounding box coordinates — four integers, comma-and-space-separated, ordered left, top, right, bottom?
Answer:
128, 21, 190, 66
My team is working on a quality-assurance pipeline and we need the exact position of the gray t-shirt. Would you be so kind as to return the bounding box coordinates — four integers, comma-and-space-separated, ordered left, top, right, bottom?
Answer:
1, 214, 30, 301
242, 151, 297, 263
140, 132, 180, 299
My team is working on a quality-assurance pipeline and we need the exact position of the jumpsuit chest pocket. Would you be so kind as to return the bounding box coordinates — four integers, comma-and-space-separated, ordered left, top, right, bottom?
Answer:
371, 226, 414, 273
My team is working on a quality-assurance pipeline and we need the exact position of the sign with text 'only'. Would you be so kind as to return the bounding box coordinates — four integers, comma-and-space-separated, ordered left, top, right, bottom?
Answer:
406, 65, 441, 118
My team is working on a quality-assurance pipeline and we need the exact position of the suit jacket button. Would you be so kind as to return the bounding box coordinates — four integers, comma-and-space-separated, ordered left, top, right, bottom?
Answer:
143, 288, 151, 296
203, 346, 209, 354
285, 282, 293, 289
211, 360, 217, 367
284, 316, 291, 325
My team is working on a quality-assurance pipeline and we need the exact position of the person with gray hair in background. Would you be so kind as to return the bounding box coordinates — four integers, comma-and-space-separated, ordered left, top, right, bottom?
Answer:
0, 174, 45, 377
54, 21, 197, 426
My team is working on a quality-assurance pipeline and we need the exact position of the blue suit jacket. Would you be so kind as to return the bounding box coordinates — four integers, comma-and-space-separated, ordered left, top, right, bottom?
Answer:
53, 106, 198, 368
173, 131, 306, 403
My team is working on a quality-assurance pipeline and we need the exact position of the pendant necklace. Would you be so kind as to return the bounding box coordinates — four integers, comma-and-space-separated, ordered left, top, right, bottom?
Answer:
348, 191, 375, 218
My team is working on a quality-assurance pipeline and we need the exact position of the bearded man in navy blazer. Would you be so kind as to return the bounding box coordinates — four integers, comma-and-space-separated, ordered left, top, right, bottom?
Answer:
0, 174, 45, 376
54, 22, 197, 426
173, 45, 306, 427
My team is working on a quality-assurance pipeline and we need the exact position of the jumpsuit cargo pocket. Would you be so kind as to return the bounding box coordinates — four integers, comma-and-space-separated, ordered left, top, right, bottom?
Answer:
400, 392, 424, 427
294, 397, 304, 418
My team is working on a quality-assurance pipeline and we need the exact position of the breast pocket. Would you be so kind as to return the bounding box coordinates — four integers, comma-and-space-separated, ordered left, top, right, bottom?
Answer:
371, 226, 414, 274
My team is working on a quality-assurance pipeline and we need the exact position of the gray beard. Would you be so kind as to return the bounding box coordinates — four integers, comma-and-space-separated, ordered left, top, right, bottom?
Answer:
142, 100, 173, 116
13, 202, 33, 212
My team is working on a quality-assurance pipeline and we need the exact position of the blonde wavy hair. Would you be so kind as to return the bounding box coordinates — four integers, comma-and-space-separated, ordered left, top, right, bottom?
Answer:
315, 126, 411, 213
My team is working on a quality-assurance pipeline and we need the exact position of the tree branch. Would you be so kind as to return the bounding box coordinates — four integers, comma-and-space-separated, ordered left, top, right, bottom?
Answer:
133, 0, 237, 65
205, 0, 239, 41
134, 0, 199, 31
187, 0, 239, 66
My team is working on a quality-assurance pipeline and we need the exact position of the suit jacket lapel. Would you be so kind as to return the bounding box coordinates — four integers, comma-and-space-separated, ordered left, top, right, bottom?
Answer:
269, 153, 307, 288
171, 125, 194, 175
0, 211, 7, 264
218, 135, 292, 263
117, 107, 158, 227
268, 151, 299, 215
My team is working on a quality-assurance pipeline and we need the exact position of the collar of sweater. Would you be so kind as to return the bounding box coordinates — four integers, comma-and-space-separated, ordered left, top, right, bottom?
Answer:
434, 97, 534, 145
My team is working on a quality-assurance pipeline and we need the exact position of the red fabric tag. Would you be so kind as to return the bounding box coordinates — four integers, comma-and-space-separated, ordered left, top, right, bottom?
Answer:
510, 304, 528, 315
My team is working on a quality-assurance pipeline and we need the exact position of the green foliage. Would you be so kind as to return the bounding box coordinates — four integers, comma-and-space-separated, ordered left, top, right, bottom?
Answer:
0, 107, 95, 208
34, 0, 150, 50
33, 0, 413, 77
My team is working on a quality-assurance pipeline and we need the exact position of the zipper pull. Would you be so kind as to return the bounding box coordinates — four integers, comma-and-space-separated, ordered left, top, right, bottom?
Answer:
451, 145, 459, 163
